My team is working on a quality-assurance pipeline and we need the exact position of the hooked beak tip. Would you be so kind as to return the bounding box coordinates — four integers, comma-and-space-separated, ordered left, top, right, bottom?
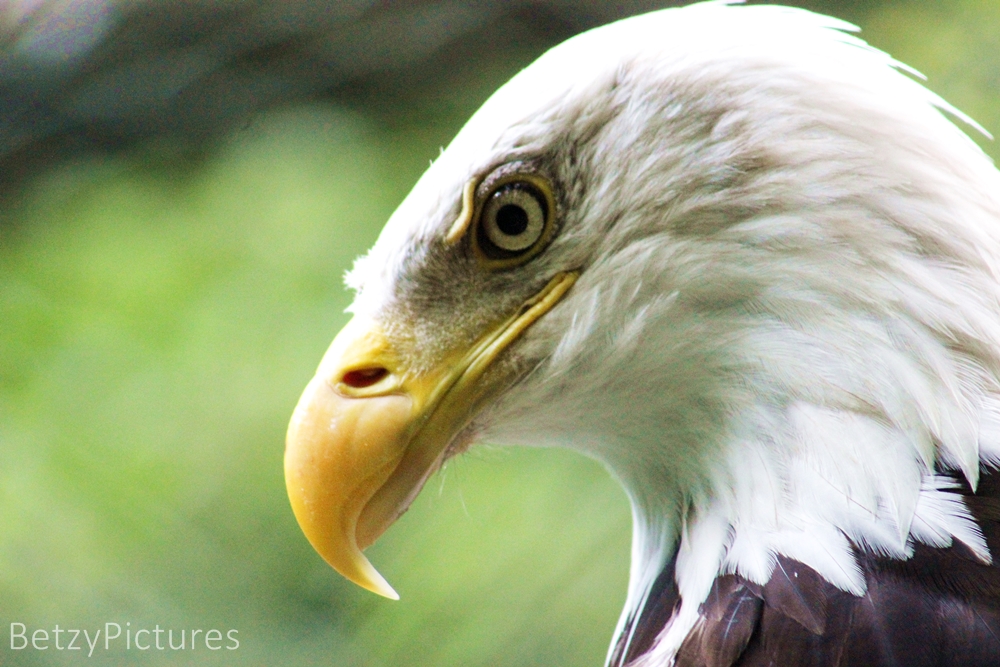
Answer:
284, 368, 411, 600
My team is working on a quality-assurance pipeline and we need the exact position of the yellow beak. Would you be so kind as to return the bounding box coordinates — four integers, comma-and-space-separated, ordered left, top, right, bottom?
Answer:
284, 271, 577, 598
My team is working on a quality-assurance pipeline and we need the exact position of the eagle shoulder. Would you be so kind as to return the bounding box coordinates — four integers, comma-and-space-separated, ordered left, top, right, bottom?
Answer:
612, 467, 1000, 667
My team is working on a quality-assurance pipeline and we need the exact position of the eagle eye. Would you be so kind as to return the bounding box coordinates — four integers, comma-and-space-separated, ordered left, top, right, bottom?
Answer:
474, 174, 556, 267
483, 184, 545, 251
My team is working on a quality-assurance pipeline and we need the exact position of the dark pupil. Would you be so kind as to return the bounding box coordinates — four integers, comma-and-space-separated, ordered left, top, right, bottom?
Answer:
496, 204, 529, 236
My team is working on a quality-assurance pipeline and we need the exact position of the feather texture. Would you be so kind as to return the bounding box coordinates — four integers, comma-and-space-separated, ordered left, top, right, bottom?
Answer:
611, 469, 1000, 667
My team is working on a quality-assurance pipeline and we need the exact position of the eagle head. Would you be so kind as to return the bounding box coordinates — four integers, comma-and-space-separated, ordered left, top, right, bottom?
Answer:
285, 2, 1000, 664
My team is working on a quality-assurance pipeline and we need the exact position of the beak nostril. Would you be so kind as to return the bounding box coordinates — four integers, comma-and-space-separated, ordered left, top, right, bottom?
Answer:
342, 367, 389, 389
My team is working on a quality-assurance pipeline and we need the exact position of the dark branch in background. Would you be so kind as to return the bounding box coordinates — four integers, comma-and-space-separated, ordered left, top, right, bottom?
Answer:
0, 0, 682, 199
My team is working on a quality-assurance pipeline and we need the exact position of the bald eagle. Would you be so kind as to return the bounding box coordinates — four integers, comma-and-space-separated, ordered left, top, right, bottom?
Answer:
284, 2, 1000, 665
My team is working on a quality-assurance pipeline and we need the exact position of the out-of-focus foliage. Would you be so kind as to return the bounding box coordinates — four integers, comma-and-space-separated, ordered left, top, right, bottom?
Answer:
0, 93, 632, 667
1, 1, 998, 666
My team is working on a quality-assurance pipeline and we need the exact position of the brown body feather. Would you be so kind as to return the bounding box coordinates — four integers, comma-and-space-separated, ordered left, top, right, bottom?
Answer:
610, 468, 1000, 667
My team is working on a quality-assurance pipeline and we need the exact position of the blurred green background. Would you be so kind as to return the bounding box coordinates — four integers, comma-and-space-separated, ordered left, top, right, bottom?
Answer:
0, 1, 998, 665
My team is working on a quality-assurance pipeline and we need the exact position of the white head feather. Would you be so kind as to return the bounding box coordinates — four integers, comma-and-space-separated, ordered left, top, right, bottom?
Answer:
346, 2, 1000, 663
